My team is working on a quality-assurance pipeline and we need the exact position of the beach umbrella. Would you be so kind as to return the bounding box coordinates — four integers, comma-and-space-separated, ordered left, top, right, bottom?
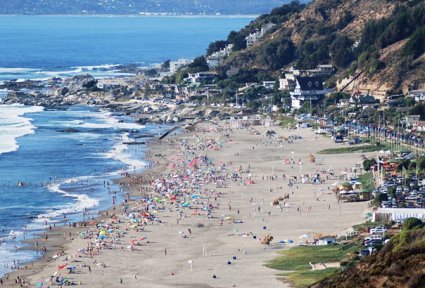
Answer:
35, 283, 44, 288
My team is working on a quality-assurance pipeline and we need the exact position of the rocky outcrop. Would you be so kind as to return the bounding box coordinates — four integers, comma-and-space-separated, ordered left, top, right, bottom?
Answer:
64, 74, 98, 92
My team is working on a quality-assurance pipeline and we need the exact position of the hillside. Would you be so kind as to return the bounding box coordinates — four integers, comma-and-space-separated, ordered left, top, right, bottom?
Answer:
313, 225, 425, 288
0, 0, 298, 15
214, 0, 425, 98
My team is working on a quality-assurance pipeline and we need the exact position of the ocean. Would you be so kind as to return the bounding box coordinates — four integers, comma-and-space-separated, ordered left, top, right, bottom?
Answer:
0, 15, 252, 276
0, 105, 167, 275
0, 15, 252, 81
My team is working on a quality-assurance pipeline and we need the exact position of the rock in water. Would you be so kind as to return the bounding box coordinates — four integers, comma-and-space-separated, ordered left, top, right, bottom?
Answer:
65, 74, 98, 91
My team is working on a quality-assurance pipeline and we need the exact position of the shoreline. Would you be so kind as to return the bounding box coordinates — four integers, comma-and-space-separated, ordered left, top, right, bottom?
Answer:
0, 105, 155, 279
2, 118, 373, 287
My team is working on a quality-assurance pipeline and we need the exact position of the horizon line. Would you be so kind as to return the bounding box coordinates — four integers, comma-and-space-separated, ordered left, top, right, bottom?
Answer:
0, 13, 258, 18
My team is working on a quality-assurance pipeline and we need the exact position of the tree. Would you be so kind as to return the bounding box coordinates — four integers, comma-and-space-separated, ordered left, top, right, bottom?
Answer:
297, 38, 332, 68
409, 103, 425, 120
161, 59, 170, 71
404, 25, 425, 58
363, 159, 377, 171
187, 56, 209, 72
227, 31, 247, 51
403, 218, 424, 230
207, 40, 227, 55
145, 68, 158, 77
418, 157, 425, 171
324, 92, 349, 106
256, 37, 296, 70
331, 36, 354, 68
397, 159, 410, 172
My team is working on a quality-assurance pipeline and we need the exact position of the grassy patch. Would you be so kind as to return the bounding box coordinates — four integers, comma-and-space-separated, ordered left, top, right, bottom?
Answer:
281, 268, 340, 288
358, 172, 375, 192
266, 244, 360, 287
317, 145, 381, 154
280, 115, 296, 128
266, 244, 358, 271
353, 221, 385, 232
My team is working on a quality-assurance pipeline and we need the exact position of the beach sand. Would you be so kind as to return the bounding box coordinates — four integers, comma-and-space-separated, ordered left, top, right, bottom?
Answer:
4, 120, 371, 288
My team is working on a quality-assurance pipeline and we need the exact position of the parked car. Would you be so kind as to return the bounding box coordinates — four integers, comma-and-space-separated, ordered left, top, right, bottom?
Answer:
370, 227, 387, 234
364, 235, 383, 241
365, 239, 383, 247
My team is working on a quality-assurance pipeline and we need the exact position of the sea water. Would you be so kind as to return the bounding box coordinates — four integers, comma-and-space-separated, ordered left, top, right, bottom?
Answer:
0, 105, 166, 276
0, 15, 251, 275
0, 15, 252, 81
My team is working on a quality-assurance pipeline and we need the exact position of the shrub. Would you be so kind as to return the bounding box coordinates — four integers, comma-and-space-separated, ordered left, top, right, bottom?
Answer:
402, 218, 424, 231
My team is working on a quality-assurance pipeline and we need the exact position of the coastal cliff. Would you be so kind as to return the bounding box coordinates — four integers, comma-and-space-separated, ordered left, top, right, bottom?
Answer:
213, 0, 425, 97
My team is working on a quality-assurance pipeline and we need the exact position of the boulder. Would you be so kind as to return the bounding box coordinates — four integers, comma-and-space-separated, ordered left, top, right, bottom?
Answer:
55, 87, 69, 97
65, 74, 98, 91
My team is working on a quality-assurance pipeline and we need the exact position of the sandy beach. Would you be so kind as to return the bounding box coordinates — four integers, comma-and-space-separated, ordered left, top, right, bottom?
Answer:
3, 119, 371, 288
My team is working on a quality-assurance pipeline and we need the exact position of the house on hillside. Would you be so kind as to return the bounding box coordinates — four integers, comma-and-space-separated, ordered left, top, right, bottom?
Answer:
408, 90, 425, 102
349, 93, 380, 108
405, 115, 421, 126
279, 65, 334, 92
290, 76, 327, 109
170, 58, 192, 73
206, 44, 234, 68
245, 23, 276, 47
306, 64, 334, 78
185, 72, 216, 84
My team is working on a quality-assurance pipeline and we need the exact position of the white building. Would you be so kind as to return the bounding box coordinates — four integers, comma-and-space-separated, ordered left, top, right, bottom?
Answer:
373, 208, 425, 222
206, 44, 234, 68
262, 81, 276, 90
245, 23, 276, 47
290, 76, 328, 109
316, 235, 337, 245
185, 72, 216, 83
408, 90, 425, 102
170, 58, 192, 73
405, 115, 421, 126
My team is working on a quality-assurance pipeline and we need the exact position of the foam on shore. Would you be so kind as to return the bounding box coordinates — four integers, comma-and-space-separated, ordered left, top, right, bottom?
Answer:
0, 104, 44, 156
38, 182, 100, 220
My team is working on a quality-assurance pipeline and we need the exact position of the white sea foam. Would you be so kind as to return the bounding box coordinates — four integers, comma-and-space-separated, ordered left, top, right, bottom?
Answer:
35, 67, 84, 76
0, 67, 38, 73
0, 104, 44, 155
71, 64, 119, 71
59, 111, 145, 130
37, 182, 99, 220
104, 133, 147, 171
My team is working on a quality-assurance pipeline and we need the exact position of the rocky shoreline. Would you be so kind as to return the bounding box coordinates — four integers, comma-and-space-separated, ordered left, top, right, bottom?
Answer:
1, 74, 244, 125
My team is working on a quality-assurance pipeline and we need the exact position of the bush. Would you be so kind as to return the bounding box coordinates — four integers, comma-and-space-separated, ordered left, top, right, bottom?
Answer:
256, 36, 296, 69
331, 36, 354, 68
403, 25, 425, 58
363, 159, 377, 171
403, 218, 424, 231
